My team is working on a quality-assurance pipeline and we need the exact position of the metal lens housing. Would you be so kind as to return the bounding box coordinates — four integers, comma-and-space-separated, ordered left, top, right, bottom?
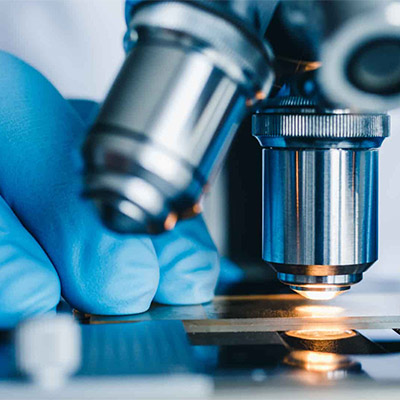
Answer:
83, 1, 274, 234
253, 97, 389, 298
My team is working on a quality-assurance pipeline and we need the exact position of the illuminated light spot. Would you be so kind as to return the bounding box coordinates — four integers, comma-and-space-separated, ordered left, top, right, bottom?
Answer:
255, 91, 266, 100
293, 290, 342, 301
304, 61, 322, 71
285, 329, 356, 341
192, 203, 202, 215
295, 305, 344, 317
285, 350, 350, 373
164, 212, 178, 231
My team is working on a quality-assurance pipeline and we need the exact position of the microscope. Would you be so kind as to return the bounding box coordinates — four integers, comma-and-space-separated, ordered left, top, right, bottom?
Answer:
83, 0, 400, 300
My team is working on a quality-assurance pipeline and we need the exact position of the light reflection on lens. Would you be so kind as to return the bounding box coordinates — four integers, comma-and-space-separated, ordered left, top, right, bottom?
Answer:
285, 329, 356, 341
293, 290, 342, 301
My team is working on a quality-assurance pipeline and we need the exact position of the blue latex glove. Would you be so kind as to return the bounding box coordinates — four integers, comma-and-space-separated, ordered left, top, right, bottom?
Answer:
0, 51, 220, 327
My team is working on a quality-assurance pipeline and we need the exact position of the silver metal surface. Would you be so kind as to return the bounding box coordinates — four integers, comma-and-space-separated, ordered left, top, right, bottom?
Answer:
253, 97, 389, 295
278, 273, 362, 294
84, 1, 274, 233
128, 2, 274, 92
263, 148, 378, 266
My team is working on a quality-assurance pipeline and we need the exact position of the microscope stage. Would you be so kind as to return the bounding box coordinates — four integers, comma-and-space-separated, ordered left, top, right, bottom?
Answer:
80, 292, 400, 333
3, 293, 400, 398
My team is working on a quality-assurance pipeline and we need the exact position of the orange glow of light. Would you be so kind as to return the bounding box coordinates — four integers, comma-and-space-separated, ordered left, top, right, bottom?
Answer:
304, 61, 322, 71
192, 203, 202, 215
294, 290, 342, 301
285, 329, 356, 341
295, 305, 345, 317
255, 91, 267, 101
292, 284, 348, 301
164, 212, 178, 231
286, 351, 349, 373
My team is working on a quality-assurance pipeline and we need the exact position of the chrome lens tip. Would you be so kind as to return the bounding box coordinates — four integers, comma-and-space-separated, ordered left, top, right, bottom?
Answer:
277, 272, 362, 301
290, 285, 350, 301
83, 170, 181, 234
88, 194, 177, 235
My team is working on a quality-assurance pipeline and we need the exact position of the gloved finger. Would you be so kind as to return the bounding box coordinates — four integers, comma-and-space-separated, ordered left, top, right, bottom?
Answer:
152, 215, 219, 305
0, 51, 159, 315
218, 257, 245, 284
0, 197, 60, 327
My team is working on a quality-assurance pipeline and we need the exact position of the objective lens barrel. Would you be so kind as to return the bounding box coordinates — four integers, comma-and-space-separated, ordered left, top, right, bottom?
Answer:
263, 147, 377, 291
84, 1, 274, 233
253, 97, 389, 296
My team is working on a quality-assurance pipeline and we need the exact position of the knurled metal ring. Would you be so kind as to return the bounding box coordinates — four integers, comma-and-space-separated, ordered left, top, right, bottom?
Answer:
252, 112, 390, 139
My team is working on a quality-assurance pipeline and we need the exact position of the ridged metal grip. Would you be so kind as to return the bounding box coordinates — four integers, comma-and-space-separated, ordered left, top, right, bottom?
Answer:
253, 113, 389, 139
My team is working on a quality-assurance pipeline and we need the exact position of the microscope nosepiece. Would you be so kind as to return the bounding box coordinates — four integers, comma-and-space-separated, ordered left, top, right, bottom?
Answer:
253, 97, 389, 298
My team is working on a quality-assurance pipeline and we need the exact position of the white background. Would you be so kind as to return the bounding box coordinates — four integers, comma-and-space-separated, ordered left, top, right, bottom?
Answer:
0, 0, 399, 286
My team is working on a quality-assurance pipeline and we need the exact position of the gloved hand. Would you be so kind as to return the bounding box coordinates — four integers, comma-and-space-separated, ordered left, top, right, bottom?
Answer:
0, 50, 221, 327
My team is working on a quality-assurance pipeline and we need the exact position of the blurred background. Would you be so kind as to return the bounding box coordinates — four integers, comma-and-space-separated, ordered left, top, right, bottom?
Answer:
0, 0, 399, 289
